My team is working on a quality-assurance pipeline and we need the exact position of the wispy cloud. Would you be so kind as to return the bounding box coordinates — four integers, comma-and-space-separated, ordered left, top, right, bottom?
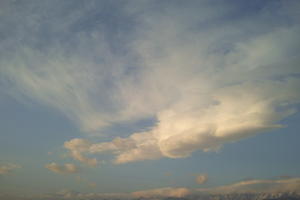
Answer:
45, 162, 80, 174
60, 1, 300, 164
66, 77, 300, 164
1, 1, 300, 164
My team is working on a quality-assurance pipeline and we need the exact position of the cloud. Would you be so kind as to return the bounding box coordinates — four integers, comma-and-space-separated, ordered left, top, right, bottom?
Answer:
36, 189, 131, 200
59, 0, 300, 164
45, 162, 80, 174
0, 163, 21, 175
64, 139, 98, 166
1, 1, 300, 164
132, 187, 190, 198
90, 132, 163, 164
6, 177, 299, 200
197, 177, 300, 194
130, 177, 300, 198
0, 1, 148, 133
196, 174, 208, 184
65, 79, 300, 164
28, 187, 190, 199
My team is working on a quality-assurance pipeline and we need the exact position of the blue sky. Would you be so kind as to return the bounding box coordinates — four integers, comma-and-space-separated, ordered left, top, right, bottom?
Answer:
0, 0, 300, 199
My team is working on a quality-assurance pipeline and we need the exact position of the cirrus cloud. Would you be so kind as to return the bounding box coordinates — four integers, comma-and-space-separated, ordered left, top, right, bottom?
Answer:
0, 1, 299, 165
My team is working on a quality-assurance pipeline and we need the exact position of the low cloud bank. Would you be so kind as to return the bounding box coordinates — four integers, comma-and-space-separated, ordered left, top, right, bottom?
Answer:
4, 177, 300, 200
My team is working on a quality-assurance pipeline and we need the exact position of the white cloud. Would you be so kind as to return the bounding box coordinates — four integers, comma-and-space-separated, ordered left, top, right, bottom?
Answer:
90, 132, 162, 164
65, 78, 300, 164
45, 162, 80, 174
1, 1, 300, 164
63, 1, 300, 164
0, 163, 21, 175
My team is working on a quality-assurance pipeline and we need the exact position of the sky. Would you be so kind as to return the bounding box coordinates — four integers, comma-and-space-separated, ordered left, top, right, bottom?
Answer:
0, 0, 300, 199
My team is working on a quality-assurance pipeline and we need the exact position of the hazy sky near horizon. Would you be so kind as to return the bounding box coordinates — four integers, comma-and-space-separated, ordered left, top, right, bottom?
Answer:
0, 0, 300, 198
